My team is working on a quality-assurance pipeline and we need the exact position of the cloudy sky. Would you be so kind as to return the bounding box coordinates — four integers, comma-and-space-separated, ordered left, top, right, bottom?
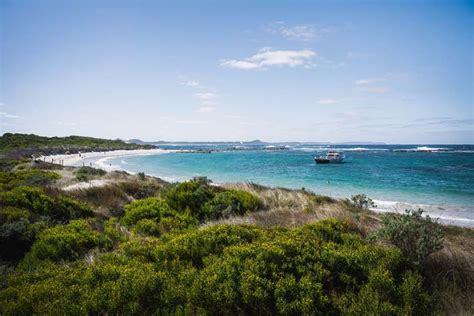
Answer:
1, 0, 473, 143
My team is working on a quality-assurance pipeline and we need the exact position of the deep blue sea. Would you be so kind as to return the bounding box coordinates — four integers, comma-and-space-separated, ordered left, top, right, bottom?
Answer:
98, 144, 474, 226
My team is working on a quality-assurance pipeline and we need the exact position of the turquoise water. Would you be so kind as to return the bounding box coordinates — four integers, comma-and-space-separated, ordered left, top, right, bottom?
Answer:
101, 145, 474, 224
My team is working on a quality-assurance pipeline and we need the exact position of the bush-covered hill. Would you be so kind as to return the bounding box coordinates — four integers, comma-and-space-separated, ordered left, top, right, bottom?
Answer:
0, 133, 156, 158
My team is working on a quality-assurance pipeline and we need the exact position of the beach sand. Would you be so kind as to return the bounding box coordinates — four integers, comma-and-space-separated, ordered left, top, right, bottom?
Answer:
41, 148, 176, 168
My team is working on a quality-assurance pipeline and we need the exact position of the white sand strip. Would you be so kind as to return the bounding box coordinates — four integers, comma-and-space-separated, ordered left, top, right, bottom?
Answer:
40, 148, 177, 167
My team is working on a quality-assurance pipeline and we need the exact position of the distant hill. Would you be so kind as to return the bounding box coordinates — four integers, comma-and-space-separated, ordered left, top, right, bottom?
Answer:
0, 133, 156, 158
126, 138, 149, 145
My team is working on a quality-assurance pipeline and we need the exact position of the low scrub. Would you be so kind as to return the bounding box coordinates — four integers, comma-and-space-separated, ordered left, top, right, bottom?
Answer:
121, 198, 197, 236
308, 193, 336, 205
24, 219, 112, 263
67, 184, 129, 216
374, 209, 444, 264
161, 177, 217, 221
0, 219, 432, 315
118, 180, 161, 199
203, 189, 260, 219
0, 170, 60, 191
350, 194, 376, 210
74, 166, 106, 181
0, 186, 93, 262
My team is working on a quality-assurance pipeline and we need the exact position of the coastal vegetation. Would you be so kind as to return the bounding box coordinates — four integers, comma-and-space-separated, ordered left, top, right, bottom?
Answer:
0, 133, 156, 158
0, 147, 472, 314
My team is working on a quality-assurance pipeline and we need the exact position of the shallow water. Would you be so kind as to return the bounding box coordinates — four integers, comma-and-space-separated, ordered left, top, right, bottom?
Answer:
100, 144, 474, 226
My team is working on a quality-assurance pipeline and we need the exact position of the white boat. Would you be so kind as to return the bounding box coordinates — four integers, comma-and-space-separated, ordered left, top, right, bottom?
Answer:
314, 151, 345, 164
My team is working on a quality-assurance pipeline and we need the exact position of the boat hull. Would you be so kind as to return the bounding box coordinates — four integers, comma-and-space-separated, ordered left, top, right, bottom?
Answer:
314, 158, 344, 164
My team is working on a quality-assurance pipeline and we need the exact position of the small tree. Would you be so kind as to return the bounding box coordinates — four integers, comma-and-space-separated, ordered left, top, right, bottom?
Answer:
375, 209, 444, 264
350, 194, 376, 210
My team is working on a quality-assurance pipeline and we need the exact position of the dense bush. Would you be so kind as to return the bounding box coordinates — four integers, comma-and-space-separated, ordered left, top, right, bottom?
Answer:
374, 209, 444, 264
74, 166, 106, 181
0, 219, 432, 315
203, 189, 260, 219
0, 170, 60, 191
121, 198, 197, 236
0, 186, 93, 222
161, 177, 216, 221
24, 219, 112, 263
0, 187, 93, 262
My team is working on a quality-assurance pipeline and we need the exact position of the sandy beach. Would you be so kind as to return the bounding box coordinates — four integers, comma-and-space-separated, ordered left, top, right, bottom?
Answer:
40, 148, 176, 168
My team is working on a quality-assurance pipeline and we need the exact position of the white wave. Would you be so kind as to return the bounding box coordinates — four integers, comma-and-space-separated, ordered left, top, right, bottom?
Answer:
292, 147, 320, 152
330, 147, 389, 152
416, 146, 450, 152
94, 157, 121, 171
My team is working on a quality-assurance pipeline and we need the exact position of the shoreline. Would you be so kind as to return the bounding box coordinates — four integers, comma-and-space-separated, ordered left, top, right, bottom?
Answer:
42, 149, 474, 228
40, 148, 177, 167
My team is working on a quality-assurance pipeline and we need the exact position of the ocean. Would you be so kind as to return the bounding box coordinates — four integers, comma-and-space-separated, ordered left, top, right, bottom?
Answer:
94, 144, 474, 226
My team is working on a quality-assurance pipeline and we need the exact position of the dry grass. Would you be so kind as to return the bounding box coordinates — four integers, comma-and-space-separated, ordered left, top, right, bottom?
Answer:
207, 183, 380, 236
66, 184, 131, 217
422, 226, 474, 315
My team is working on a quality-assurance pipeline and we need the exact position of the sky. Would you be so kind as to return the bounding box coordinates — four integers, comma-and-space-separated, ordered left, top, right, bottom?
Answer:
1, 0, 473, 143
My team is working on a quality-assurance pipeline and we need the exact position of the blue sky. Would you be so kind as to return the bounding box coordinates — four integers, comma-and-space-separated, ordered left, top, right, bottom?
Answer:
1, 0, 473, 143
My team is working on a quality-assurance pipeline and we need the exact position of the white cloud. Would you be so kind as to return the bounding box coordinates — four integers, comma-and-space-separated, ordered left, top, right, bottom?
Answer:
194, 92, 218, 100
196, 106, 216, 113
266, 22, 333, 41
221, 60, 260, 70
355, 73, 410, 89
223, 114, 242, 119
318, 99, 338, 104
0, 112, 19, 119
182, 80, 199, 87
175, 119, 207, 125
355, 79, 378, 85
220, 48, 316, 70
281, 24, 318, 41
357, 86, 388, 94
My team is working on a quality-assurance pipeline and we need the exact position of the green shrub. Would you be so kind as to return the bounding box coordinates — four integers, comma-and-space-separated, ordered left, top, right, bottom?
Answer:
0, 207, 38, 262
25, 219, 112, 263
0, 219, 432, 315
74, 166, 106, 181
203, 189, 260, 219
137, 172, 146, 181
0, 170, 60, 191
121, 198, 171, 227
0, 187, 93, 262
350, 193, 376, 210
119, 180, 161, 199
161, 177, 216, 220
121, 198, 197, 236
374, 209, 444, 264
